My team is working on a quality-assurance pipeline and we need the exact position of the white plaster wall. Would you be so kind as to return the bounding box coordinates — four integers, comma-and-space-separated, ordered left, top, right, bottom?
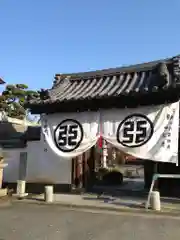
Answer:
3, 139, 72, 184
26, 139, 72, 184
3, 149, 21, 182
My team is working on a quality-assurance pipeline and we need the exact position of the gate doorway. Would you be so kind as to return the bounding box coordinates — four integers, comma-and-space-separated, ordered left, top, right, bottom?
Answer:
71, 147, 96, 192
71, 141, 146, 195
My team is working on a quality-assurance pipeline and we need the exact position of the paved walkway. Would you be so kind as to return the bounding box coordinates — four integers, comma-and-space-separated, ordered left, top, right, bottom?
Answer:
1, 203, 180, 240
12, 193, 180, 215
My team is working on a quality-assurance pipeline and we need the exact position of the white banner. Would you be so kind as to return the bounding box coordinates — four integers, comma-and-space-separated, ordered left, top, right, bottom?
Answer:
41, 112, 100, 158
41, 101, 179, 163
101, 101, 179, 163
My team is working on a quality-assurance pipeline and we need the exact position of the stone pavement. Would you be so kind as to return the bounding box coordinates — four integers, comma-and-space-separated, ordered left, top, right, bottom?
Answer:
12, 193, 180, 215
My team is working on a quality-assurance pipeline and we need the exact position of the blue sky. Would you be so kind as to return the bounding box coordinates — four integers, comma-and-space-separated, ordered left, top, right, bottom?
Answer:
0, 0, 180, 91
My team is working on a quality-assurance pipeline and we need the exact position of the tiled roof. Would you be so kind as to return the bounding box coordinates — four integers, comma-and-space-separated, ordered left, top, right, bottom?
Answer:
0, 78, 5, 84
26, 55, 180, 113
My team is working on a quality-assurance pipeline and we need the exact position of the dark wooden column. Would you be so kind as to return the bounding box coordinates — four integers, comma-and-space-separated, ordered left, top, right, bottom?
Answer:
144, 160, 154, 190
71, 155, 83, 189
86, 146, 96, 190
82, 152, 88, 189
71, 147, 96, 191
71, 158, 75, 189
78, 155, 83, 188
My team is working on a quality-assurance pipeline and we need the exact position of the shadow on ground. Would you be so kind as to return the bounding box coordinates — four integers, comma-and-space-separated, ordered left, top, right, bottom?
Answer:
82, 195, 145, 209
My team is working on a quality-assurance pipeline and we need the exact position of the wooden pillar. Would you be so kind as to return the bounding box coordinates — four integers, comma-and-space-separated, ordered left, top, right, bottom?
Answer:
144, 160, 154, 190
72, 148, 96, 191
78, 155, 83, 189
72, 157, 78, 189
73, 155, 83, 189
87, 146, 95, 189
82, 152, 86, 188
83, 150, 92, 190
72, 152, 91, 190
75, 157, 79, 188
71, 158, 75, 189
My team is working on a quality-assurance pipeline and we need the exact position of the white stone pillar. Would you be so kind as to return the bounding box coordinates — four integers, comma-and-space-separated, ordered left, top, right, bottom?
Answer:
45, 185, 54, 203
16, 180, 26, 196
0, 162, 8, 197
150, 191, 161, 211
0, 162, 8, 188
14, 152, 28, 198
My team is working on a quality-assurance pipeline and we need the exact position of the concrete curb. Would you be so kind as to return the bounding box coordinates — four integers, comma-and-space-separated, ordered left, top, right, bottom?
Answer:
11, 198, 180, 217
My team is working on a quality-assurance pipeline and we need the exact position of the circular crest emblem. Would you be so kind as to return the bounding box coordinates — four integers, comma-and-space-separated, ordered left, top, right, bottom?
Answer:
116, 114, 154, 148
54, 119, 83, 152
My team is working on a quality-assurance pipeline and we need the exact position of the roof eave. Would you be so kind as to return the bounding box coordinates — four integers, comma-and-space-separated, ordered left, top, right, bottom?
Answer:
54, 55, 177, 81
0, 78, 5, 84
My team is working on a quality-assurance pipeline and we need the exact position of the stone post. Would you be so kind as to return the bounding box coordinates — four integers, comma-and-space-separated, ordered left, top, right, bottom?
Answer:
150, 191, 161, 211
0, 162, 7, 188
45, 185, 54, 203
14, 152, 28, 198
0, 158, 8, 196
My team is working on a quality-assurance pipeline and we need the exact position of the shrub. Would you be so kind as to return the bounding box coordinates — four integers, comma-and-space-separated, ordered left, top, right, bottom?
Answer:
98, 167, 123, 186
